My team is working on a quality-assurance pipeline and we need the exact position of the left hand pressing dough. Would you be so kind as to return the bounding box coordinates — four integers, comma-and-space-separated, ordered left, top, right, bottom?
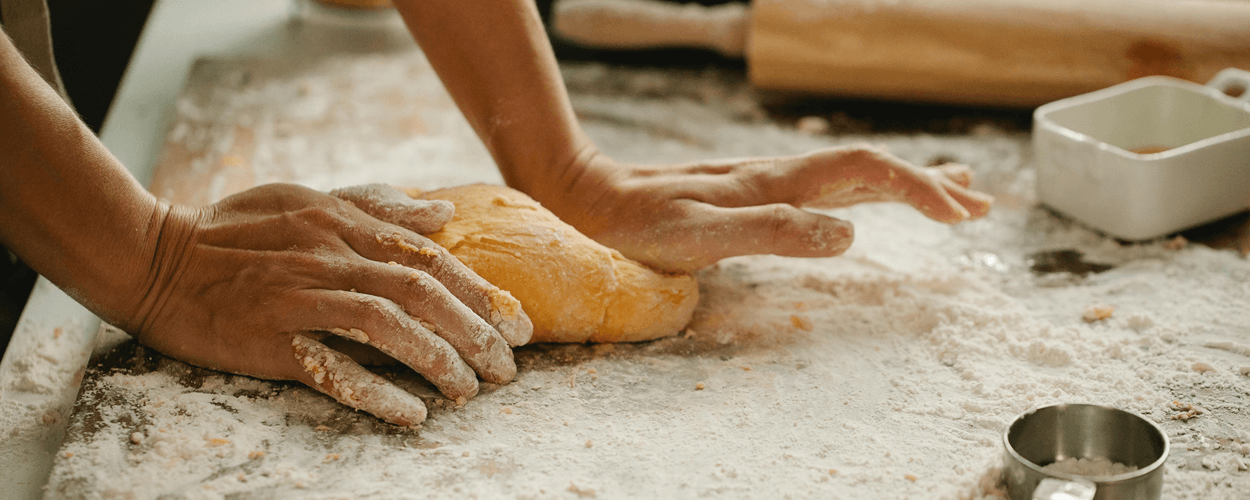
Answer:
405, 184, 698, 344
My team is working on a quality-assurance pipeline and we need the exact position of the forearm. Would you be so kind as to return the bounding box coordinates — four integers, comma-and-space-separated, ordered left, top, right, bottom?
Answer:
0, 29, 166, 326
392, 0, 596, 199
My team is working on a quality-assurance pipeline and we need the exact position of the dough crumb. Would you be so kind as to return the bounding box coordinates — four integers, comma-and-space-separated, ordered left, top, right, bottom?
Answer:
568, 483, 597, 498
315, 425, 332, 432
396, 239, 425, 256
486, 288, 523, 323
696, 382, 705, 390
1192, 362, 1216, 374
130, 432, 144, 444
330, 327, 369, 343
207, 438, 230, 447
248, 451, 265, 460
796, 116, 830, 134
325, 454, 340, 462
1171, 401, 1205, 421
790, 314, 813, 331
1082, 305, 1114, 322
904, 474, 917, 482
1239, 366, 1250, 376
585, 439, 593, 448
1164, 235, 1188, 250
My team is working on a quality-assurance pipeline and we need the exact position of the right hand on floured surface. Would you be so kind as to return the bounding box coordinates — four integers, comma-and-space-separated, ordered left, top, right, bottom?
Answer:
526, 145, 994, 273
121, 183, 532, 427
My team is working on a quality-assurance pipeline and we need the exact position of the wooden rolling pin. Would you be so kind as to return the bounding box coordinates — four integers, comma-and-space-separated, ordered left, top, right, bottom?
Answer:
554, 0, 1250, 107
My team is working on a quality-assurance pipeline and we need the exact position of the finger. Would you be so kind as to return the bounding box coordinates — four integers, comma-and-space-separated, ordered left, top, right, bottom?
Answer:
294, 290, 480, 400
349, 261, 516, 384
791, 170, 970, 224
677, 148, 972, 225
347, 227, 533, 347
936, 176, 994, 220
830, 152, 974, 224
899, 178, 971, 224
803, 147, 972, 223
332, 184, 455, 234
934, 163, 973, 188
649, 201, 854, 271
291, 335, 427, 427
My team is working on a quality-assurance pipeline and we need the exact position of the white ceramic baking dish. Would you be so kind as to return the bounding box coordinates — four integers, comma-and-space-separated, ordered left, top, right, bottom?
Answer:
1033, 68, 1250, 241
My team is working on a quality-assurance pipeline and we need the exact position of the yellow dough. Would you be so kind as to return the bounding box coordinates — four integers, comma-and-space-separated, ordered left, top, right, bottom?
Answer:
407, 184, 699, 344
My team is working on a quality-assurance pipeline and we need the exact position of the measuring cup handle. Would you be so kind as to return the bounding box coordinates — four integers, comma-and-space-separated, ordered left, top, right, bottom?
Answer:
1206, 67, 1250, 102
1032, 478, 1096, 500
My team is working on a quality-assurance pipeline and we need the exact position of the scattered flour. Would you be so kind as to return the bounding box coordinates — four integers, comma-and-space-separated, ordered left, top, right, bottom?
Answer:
1041, 457, 1139, 477
0, 310, 94, 499
34, 54, 1250, 499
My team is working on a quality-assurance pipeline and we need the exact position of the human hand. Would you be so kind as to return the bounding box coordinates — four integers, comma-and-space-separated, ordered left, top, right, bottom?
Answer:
121, 183, 532, 426
529, 145, 993, 273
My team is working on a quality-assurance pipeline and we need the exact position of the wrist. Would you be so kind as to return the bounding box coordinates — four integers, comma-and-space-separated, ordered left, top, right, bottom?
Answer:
517, 146, 628, 239
116, 202, 204, 335
506, 141, 598, 205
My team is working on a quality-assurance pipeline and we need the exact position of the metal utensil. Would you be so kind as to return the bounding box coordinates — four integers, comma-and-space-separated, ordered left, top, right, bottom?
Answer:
1003, 403, 1169, 500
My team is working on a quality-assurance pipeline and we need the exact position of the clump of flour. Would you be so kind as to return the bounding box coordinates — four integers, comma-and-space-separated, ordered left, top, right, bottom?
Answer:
1041, 457, 1139, 477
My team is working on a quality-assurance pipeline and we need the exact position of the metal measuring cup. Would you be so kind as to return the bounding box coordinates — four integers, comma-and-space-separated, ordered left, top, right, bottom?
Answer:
1003, 404, 1169, 500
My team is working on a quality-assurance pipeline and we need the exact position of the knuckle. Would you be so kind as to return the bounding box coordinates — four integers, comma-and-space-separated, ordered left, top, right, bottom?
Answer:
352, 294, 406, 324
402, 268, 440, 290
285, 252, 331, 275
294, 203, 357, 232
240, 251, 324, 287
766, 205, 796, 237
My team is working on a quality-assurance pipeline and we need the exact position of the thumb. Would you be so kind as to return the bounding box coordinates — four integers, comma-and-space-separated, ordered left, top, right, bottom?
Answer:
331, 184, 455, 234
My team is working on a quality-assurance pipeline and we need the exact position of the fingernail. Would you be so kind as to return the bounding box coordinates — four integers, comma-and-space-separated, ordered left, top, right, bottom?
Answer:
812, 218, 855, 255
955, 205, 971, 220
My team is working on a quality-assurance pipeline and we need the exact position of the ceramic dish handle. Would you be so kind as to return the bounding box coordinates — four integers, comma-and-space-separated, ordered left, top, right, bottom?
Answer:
1207, 68, 1250, 102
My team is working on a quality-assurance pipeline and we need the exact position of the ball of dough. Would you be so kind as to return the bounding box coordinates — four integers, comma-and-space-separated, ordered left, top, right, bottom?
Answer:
407, 184, 698, 344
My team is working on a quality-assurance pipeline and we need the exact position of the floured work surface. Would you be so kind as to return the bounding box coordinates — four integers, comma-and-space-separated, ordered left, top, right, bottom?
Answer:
45, 52, 1250, 499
